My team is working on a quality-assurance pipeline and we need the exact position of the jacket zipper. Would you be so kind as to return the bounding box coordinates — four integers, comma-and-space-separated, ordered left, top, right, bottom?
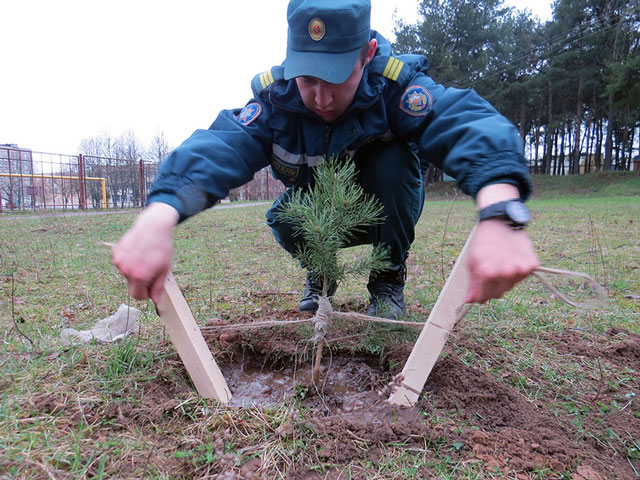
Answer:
323, 126, 333, 160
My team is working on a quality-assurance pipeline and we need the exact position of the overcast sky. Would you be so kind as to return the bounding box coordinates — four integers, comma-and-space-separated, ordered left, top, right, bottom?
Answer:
1, 0, 552, 155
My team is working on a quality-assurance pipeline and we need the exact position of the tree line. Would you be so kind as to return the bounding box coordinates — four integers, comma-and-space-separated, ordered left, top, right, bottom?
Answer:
78, 131, 170, 208
79, 130, 171, 166
393, 0, 640, 175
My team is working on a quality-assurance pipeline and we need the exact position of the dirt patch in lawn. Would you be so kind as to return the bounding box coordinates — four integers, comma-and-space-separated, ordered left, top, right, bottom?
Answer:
196, 311, 640, 479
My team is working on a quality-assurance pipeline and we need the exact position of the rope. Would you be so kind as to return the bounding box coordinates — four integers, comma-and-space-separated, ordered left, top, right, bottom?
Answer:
531, 266, 608, 310
202, 309, 427, 333
330, 311, 425, 327
439, 266, 607, 329
312, 296, 333, 343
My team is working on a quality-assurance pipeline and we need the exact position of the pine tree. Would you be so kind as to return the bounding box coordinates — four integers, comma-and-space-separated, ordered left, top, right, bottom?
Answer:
277, 156, 390, 296
276, 156, 391, 381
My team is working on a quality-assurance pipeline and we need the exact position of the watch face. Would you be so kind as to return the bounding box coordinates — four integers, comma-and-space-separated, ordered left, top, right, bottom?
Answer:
506, 201, 531, 224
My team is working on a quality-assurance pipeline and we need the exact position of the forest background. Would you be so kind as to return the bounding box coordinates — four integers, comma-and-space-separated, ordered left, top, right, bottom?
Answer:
392, 0, 639, 179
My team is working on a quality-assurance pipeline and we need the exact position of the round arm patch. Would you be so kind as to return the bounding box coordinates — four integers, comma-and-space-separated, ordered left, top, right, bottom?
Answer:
400, 85, 433, 116
234, 102, 262, 126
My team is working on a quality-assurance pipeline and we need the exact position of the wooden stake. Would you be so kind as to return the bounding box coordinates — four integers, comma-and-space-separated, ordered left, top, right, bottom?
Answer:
156, 272, 232, 403
100, 243, 231, 403
387, 226, 475, 407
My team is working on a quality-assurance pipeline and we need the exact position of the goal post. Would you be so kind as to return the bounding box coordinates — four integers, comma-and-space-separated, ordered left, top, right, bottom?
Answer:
0, 172, 107, 210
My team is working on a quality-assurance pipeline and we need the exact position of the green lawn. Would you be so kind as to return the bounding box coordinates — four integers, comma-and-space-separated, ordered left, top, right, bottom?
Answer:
1, 172, 639, 479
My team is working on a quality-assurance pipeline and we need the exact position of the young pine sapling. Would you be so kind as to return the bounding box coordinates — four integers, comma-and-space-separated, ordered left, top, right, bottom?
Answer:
277, 156, 391, 381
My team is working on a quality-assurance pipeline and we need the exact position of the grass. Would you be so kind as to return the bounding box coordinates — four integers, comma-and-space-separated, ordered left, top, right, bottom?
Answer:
1, 171, 639, 478
426, 170, 640, 200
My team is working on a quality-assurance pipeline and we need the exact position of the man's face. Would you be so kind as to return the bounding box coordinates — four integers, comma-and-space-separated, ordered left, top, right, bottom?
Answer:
295, 40, 375, 123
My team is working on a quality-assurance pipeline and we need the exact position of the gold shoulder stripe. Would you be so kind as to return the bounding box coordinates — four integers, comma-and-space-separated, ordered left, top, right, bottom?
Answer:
382, 57, 404, 81
259, 69, 275, 89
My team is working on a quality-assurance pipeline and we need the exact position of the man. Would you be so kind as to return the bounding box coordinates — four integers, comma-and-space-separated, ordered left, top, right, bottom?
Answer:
113, 0, 539, 319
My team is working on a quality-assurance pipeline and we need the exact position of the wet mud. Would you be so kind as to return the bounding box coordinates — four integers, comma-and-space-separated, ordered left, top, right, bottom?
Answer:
223, 354, 392, 415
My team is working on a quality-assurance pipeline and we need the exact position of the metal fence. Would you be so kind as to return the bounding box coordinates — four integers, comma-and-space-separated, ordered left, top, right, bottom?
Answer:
228, 168, 286, 202
0, 145, 285, 213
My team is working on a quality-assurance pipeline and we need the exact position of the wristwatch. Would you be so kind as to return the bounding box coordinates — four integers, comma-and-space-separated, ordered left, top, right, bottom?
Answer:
477, 199, 531, 229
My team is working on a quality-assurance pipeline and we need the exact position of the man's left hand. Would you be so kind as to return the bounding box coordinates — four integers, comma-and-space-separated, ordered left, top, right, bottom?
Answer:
465, 219, 540, 303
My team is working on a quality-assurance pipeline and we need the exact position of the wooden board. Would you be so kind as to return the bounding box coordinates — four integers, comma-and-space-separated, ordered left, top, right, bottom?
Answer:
387, 226, 475, 407
156, 272, 232, 403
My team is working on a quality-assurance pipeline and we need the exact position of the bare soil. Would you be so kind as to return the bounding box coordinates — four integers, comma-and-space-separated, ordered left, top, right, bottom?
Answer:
196, 305, 640, 479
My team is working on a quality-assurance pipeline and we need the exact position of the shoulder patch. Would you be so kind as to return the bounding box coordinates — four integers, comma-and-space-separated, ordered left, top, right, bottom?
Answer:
234, 102, 262, 126
400, 85, 433, 116
251, 66, 284, 96
382, 57, 404, 81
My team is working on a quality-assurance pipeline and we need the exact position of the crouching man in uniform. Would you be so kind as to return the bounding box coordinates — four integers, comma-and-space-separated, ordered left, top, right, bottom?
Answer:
113, 0, 539, 319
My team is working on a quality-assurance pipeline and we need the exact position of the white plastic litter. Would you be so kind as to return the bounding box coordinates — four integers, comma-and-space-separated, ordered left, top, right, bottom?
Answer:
60, 304, 140, 344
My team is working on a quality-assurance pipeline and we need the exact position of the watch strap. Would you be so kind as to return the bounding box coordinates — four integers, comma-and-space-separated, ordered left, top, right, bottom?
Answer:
477, 199, 530, 228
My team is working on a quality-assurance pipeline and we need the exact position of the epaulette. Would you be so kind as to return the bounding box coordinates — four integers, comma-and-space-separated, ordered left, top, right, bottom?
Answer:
251, 66, 285, 95
370, 55, 410, 83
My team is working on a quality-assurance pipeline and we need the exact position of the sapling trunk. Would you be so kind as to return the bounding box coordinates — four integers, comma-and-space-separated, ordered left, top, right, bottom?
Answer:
314, 276, 329, 382
312, 339, 323, 383
311, 295, 332, 383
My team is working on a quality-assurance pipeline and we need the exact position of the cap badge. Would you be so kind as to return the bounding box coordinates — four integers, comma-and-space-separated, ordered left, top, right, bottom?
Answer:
308, 18, 325, 41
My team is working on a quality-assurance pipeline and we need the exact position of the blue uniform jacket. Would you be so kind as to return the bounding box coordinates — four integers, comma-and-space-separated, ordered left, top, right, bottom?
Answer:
148, 33, 531, 222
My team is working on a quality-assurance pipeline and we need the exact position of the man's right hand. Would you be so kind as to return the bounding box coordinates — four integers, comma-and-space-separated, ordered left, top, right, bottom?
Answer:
112, 202, 179, 304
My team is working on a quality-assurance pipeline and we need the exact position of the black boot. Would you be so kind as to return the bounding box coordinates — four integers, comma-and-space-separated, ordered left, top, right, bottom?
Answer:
299, 271, 338, 313
366, 263, 407, 319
